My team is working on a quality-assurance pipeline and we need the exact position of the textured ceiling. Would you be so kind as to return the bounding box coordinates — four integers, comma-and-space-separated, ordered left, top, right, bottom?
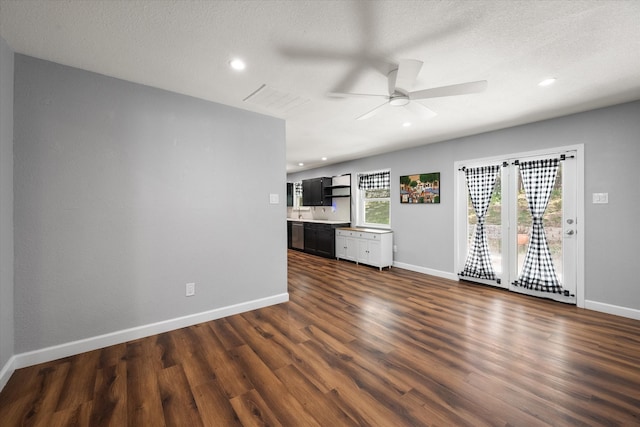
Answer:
1, 0, 639, 172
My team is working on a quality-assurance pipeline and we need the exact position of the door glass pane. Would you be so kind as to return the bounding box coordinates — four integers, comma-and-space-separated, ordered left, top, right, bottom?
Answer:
517, 164, 563, 283
467, 175, 502, 276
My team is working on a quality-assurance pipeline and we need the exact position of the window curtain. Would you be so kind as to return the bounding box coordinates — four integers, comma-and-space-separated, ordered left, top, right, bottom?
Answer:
294, 182, 303, 197
358, 171, 390, 190
460, 165, 501, 280
514, 159, 562, 293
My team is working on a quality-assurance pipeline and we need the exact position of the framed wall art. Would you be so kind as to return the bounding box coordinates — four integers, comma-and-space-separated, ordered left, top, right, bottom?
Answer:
400, 172, 440, 204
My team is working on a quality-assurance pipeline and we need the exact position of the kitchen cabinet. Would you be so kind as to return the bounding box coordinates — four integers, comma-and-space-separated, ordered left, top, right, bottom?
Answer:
335, 228, 393, 271
304, 222, 349, 258
335, 233, 357, 261
302, 177, 331, 206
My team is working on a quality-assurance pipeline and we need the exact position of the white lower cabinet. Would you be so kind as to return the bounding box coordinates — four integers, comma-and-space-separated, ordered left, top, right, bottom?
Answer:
336, 228, 393, 270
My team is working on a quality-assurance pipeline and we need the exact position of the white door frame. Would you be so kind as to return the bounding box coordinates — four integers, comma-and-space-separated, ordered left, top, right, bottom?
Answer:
453, 144, 585, 308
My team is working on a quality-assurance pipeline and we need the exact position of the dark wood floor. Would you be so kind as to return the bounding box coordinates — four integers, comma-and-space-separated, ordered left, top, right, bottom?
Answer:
2, 249, 640, 426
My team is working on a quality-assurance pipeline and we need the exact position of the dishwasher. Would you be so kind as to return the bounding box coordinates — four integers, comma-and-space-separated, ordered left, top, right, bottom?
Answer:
291, 222, 304, 250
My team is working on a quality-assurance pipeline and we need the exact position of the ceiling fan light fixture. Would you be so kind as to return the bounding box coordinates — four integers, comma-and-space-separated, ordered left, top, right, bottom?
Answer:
389, 95, 410, 106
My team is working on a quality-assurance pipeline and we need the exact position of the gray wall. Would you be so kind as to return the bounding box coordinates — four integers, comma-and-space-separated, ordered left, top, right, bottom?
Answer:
0, 38, 14, 370
14, 55, 287, 353
289, 101, 640, 312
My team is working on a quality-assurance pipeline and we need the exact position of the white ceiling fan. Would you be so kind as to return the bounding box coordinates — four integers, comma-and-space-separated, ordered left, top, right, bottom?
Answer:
331, 59, 488, 120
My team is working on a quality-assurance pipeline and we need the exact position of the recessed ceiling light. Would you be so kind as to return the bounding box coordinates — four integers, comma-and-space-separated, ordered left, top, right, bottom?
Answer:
230, 58, 246, 71
538, 78, 556, 87
402, 122, 412, 127
321, 157, 327, 161
298, 162, 304, 166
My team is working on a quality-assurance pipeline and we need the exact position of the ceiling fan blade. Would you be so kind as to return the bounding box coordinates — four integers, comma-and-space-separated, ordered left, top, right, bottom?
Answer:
357, 101, 390, 120
409, 80, 488, 100
404, 101, 437, 120
394, 59, 424, 94
328, 92, 388, 99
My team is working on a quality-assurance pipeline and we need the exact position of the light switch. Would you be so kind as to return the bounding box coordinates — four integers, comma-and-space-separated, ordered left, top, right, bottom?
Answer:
269, 193, 279, 204
592, 193, 608, 204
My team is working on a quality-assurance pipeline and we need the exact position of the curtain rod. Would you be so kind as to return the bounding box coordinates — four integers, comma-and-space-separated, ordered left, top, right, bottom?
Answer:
513, 154, 575, 165
459, 154, 575, 171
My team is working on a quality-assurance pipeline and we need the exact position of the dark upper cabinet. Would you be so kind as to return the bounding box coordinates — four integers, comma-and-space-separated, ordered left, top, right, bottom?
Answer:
302, 177, 331, 206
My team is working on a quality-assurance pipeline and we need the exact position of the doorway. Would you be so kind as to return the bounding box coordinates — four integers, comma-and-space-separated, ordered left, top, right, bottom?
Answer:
454, 146, 584, 306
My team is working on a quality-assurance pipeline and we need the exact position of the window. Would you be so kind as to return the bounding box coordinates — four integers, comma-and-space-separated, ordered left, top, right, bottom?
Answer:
358, 170, 391, 228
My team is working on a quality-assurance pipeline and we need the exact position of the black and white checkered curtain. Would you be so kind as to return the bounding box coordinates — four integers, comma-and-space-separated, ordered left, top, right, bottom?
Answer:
358, 171, 390, 190
514, 159, 562, 293
294, 182, 303, 197
460, 165, 501, 280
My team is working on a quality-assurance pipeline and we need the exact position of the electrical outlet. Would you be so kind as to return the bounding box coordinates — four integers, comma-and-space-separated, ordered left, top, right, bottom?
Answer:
186, 282, 195, 297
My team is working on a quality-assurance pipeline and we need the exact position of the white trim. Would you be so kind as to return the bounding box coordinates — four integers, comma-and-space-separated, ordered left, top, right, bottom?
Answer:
393, 261, 459, 281
12, 293, 289, 371
585, 300, 640, 321
574, 145, 585, 308
0, 355, 17, 392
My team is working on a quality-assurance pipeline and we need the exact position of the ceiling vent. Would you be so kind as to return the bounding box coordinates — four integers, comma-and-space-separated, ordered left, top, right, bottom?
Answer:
243, 84, 310, 116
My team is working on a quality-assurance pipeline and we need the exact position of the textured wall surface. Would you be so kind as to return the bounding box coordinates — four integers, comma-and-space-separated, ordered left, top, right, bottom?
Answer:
14, 55, 287, 353
289, 101, 640, 312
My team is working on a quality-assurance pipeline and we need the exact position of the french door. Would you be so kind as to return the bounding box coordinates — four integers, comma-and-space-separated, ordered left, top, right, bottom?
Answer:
455, 146, 583, 305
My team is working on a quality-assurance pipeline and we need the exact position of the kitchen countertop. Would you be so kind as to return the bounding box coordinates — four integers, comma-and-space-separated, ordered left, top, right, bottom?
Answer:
337, 227, 393, 234
287, 218, 350, 225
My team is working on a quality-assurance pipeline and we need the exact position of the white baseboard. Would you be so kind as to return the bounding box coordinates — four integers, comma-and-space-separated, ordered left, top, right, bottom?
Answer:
584, 300, 640, 321
0, 355, 16, 392
12, 293, 289, 372
392, 261, 459, 282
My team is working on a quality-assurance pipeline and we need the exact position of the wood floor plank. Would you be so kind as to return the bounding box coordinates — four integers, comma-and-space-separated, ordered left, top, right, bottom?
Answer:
225, 314, 293, 371
55, 350, 100, 412
46, 400, 93, 427
229, 388, 282, 427
228, 344, 322, 426
126, 339, 166, 427
89, 361, 127, 426
273, 364, 358, 427
2, 249, 640, 426
157, 365, 204, 427
19, 362, 71, 427
192, 380, 243, 427
97, 342, 127, 370
192, 323, 255, 399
